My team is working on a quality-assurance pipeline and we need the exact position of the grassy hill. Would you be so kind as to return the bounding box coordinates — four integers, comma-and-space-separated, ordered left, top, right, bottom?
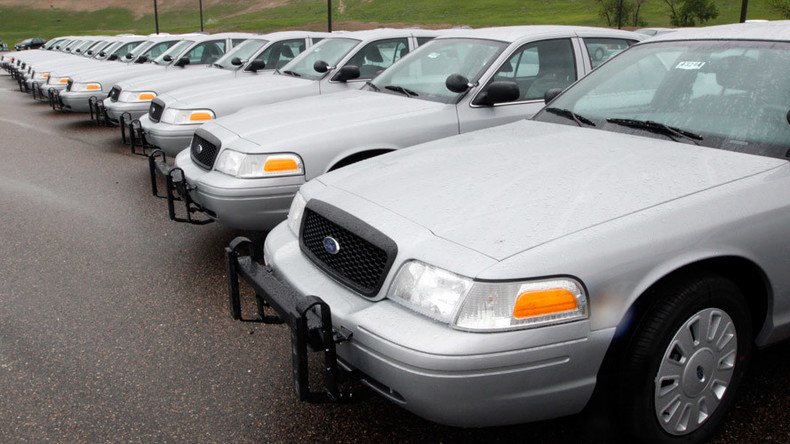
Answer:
0, 0, 784, 45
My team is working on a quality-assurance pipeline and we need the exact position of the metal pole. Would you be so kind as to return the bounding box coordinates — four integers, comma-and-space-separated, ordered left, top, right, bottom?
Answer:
154, 0, 159, 34
739, 0, 749, 23
616, 0, 624, 29
327, 0, 332, 32
199, 0, 204, 32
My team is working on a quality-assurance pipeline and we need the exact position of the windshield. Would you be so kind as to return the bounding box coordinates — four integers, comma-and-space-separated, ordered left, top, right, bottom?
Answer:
279, 38, 360, 80
214, 39, 269, 69
44, 39, 62, 50
110, 40, 143, 59
95, 41, 121, 58
75, 41, 95, 53
64, 40, 82, 51
153, 40, 193, 65
534, 40, 790, 159
85, 41, 108, 55
371, 38, 508, 104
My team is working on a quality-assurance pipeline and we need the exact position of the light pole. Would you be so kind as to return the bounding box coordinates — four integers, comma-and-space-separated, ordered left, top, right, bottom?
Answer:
199, 0, 205, 32
327, 0, 332, 32
616, 0, 624, 29
739, 0, 749, 22
153, 0, 160, 34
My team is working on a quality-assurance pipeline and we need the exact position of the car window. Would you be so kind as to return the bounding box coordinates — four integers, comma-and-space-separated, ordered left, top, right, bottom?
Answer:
153, 40, 194, 64
345, 38, 410, 80
215, 39, 268, 70
279, 38, 360, 80
252, 39, 307, 70
535, 41, 790, 159
141, 41, 178, 60
488, 38, 577, 102
371, 38, 508, 104
584, 38, 634, 69
417, 37, 436, 47
111, 41, 143, 58
184, 40, 226, 64
232, 39, 247, 47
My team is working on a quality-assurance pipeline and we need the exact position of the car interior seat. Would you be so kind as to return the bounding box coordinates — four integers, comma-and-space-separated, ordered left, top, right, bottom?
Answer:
524, 41, 576, 100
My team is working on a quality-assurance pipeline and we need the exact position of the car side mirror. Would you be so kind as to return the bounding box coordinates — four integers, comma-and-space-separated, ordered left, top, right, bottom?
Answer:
787, 109, 790, 125
99, 51, 106, 57
174, 57, 190, 67
446, 74, 472, 93
231, 57, 243, 66
163, 55, 173, 62
135, 55, 148, 64
246, 60, 266, 72
124, 53, 133, 60
474, 81, 520, 106
107, 54, 119, 61
544, 88, 564, 104
313, 60, 330, 73
333, 65, 360, 82
87, 50, 93, 55
75, 49, 81, 53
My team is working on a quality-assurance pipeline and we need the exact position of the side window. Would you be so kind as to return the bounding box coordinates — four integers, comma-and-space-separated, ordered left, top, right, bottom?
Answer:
185, 40, 226, 64
232, 39, 247, 48
146, 42, 174, 59
489, 39, 576, 102
584, 38, 632, 69
253, 39, 306, 70
416, 37, 435, 47
311, 38, 323, 44
345, 38, 410, 80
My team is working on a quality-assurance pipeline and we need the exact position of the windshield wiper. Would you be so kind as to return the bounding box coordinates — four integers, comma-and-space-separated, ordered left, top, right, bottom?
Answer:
606, 118, 703, 144
281, 70, 301, 77
545, 107, 596, 127
384, 85, 418, 97
365, 81, 381, 92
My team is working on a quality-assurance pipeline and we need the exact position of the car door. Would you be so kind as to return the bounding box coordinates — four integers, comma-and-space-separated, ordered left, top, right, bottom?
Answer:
320, 38, 410, 94
457, 37, 583, 133
181, 39, 227, 68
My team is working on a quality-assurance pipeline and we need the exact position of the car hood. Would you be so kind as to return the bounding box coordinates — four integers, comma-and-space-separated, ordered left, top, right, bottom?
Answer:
211, 90, 448, 149
318, 120, 786, 261
116, 68, 234, 93
155, 74, 311, 109
65, 63, 164, 82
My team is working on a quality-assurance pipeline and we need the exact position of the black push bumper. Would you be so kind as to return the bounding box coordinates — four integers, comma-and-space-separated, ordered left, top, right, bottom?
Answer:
88, 96, 114, 126
225, 237, 352, 403
148, 150, 214, 225
48, 88, 64, 110
121, 114, 155, 156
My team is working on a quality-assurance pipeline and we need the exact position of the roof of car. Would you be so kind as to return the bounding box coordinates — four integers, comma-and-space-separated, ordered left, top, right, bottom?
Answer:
260, 30, 335, 40
329, 28, 444, 40
647, 20, 790, 42
432, 25, 643, 43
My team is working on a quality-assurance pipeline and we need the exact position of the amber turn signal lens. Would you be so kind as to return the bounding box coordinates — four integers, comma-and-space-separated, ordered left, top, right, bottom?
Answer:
138, 93, 156, 101
86, 84, 101, 91
189, 112, 213, 121
264, 157, 299, 172
513, 288, 578, 319
59, 78, 70, 84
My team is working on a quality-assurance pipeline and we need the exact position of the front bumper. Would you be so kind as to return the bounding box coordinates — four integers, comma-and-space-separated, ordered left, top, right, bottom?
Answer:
225, 223, 614, 427
60, 90, 103, 113
148, 149, 302, 230
139, 117, 196, 156
105, 99, 149, 122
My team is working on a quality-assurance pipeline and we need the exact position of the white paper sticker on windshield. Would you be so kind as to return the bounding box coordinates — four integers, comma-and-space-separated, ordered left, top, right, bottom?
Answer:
428, 52, 440, 59
675, 61, 706, 70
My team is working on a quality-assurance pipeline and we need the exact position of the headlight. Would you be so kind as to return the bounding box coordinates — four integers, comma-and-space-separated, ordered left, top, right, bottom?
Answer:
70, 82, 102, 92
160, 108, 215, 125
287, 191, 307, 235
387, 260, 588, 331
214, 150, 304, 178
119, 90, 157, 102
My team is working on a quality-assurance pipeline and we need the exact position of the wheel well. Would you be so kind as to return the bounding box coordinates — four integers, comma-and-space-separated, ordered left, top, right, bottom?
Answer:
328, 149, 393, 172
598, 256, 770, 378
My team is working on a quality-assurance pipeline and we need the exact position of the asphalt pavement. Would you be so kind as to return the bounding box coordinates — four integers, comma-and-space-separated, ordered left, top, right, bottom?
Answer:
0, 72, 788, 443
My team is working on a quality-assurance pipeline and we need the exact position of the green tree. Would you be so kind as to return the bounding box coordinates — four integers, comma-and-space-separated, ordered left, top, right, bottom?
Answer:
664, 0, 719, 26
598, 0, 635, 27
768, 0, 790, 18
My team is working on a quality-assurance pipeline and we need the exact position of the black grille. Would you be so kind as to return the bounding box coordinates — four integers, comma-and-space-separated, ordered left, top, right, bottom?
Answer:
190, 134, 219, 170
108, 86, 121, 102
301, 206, 395, 296
148, 101, 164, 122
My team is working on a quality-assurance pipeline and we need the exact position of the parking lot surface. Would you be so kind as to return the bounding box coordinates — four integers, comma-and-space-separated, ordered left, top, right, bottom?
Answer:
0, 72, 788, 442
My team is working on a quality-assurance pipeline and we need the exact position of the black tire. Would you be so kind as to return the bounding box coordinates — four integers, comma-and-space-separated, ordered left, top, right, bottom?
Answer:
617, 272, 752, 443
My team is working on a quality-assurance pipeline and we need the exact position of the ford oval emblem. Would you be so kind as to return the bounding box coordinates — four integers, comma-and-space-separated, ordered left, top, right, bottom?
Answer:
323, 236, 340, 255
196, 144, 204, 154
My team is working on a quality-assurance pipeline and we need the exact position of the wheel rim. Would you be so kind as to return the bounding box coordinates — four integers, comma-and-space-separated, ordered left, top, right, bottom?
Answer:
654, 307, 738, 435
